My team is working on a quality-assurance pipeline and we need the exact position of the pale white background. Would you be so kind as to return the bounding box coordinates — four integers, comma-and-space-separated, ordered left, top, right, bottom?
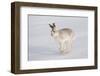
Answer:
0, 0, 100, 76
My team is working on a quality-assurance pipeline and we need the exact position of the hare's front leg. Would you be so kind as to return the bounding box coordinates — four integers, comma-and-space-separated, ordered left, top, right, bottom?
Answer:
59, 42, 65, 53
62, 40, 72, 54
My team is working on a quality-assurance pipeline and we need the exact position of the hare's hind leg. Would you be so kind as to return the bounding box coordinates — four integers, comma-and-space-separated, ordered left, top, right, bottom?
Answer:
67, 39, 73, 52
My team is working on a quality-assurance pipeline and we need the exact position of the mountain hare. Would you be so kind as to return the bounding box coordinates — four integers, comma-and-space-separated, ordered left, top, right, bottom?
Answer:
49, 23, 75, 54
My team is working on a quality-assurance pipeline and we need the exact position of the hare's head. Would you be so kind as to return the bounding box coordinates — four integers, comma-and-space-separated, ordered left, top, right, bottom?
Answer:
49, 23, 56, 32
49, 23, 58, 36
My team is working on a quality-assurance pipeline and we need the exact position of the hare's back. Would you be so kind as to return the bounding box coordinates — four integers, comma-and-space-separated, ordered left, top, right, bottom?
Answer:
59, 28, 73, 35
59, 28, 74, 39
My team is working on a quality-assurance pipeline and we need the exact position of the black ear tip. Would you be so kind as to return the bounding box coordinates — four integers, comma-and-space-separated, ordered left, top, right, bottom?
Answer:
49, 24, 52, 28
53, 23, 56, 26
49, 24, 51, 26
53, 23, 55, 24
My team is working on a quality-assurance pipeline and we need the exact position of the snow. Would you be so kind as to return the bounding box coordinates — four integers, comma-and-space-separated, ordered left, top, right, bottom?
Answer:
28, 15, 88, 61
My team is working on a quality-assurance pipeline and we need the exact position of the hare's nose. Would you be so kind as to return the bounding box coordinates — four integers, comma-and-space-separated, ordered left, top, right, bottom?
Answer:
51, 33, 53, 36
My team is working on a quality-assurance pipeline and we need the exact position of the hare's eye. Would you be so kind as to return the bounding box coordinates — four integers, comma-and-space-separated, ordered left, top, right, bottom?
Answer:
51, 31, 54, 33
52, 30, 55, 33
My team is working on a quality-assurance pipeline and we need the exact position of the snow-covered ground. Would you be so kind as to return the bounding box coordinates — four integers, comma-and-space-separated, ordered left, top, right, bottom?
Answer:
28, 15, 88, 61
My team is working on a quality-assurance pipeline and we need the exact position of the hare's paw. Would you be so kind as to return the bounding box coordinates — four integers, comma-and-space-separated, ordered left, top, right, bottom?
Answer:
61, 49, 71, 55
59, 48, 64, 54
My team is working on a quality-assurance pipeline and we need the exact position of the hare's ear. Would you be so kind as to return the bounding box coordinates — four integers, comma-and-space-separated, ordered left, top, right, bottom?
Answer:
49, 24, 53, 28
53, 23, 56, 27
